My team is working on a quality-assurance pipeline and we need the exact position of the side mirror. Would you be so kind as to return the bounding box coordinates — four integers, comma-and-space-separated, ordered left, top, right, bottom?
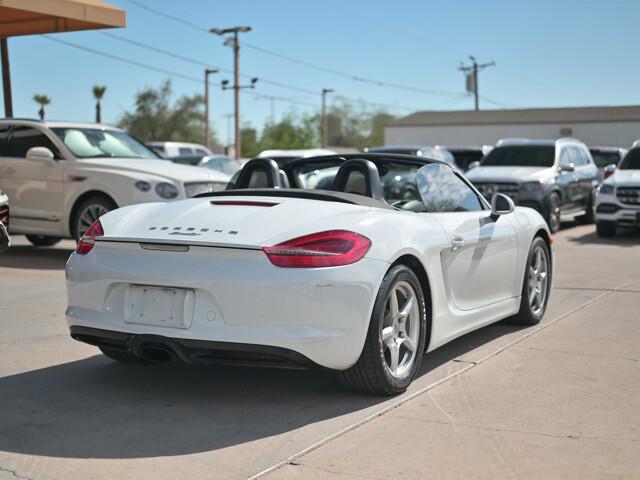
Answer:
467, 161, 480, 170
603, 163, 616, 179
559, 162, 575, 173
0, 223, 10, 254
491, 193, 515, 216
26, 146, 55, 164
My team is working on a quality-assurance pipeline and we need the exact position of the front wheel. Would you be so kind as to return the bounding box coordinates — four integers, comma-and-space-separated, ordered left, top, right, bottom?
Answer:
25, 235, 60, 247
72, 195, 117, 241
507, 237, 552, 326
338, 265, 427, 395
545, 193, 561, 233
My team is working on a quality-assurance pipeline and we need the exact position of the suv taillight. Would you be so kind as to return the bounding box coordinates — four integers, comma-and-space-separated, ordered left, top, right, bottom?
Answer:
262, 230, 371, 268
76, 220, 104, 255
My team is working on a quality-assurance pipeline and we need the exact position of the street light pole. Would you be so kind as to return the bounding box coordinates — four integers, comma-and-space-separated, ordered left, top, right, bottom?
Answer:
210, 26, 252, 159
321, 88, 334, 148
204, 68, 218, 149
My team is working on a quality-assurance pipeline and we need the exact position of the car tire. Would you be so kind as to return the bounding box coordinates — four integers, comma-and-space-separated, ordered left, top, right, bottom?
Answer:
99, 346, 149, 363
596, 221, 617, 238
507, 236, 552, 326
576, 190, 595, 224
338, 264, 427, 395
25, 235, 61, 247
545, 193, 561, 233
72, 195, 117, 241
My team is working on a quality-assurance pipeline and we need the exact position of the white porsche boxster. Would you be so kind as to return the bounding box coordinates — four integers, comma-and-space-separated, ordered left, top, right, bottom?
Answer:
66, 153, 553, 394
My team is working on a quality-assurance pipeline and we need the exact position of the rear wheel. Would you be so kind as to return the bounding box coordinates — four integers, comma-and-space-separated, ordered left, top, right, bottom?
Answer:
545, 193, 561, 233
99, 346, 149, 364
508, 237, 551, 326
73, 195, 116, 240
25, 235, 60, 247
338, 265, 427, 395
596, 221, 617, 238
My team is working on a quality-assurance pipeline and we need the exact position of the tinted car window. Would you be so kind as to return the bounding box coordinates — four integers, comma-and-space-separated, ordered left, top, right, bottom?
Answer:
178, 147, 193, 155
590, 150, 621, 168
6, 126, 62, 159
619, 149, 640, 170
417, 164, 484, 212
450, 150, 483, 170
482, 145, 555, 167
0, 125, 10, 156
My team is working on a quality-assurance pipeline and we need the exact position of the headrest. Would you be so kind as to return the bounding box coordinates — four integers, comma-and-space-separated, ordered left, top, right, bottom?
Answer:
234, 158, 283, 189
331, 158, 385, 201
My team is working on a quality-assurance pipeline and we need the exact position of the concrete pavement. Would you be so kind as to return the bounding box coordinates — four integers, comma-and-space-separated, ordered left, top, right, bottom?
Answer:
0, 224, 638, 480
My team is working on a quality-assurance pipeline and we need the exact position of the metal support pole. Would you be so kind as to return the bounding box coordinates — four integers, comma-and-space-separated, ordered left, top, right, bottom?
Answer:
1, 38, 13, 118
233, 32, 240, 159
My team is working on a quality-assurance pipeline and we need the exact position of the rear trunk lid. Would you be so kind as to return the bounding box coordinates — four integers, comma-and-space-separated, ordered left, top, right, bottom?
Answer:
99, 194, 370, 248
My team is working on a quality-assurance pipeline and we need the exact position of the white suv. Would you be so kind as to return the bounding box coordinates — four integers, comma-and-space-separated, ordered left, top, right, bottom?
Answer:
595, 145, 640, 237
0, 120, 229, 245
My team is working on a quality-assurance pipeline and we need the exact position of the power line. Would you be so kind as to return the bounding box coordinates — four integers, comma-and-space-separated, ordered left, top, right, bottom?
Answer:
120, 0, 465, 99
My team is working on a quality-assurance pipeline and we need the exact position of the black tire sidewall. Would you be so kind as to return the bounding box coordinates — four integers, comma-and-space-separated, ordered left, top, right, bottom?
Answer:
519, 237, 552, 324
25, 235, 60, 247
545, 193, 561, 233
368, 265, 427, 393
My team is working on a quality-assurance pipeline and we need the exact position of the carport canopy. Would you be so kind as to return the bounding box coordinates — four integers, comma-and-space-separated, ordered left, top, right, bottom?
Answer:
0, 0, 126, 116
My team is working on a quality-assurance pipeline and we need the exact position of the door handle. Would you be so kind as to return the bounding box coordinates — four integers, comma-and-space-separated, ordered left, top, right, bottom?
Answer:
450, 235, 465, 252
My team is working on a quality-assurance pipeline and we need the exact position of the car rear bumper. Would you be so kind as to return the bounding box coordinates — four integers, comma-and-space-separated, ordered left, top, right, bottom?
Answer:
65, 240, 389, 370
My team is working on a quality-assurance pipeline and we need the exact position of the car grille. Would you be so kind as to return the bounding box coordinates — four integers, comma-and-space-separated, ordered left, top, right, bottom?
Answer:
472, 182, 519, 201
616, 186, 640, 205
184, 181, 227, 198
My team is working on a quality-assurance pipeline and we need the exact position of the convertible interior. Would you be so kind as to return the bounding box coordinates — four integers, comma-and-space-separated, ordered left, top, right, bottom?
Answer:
214, 153, 447, 212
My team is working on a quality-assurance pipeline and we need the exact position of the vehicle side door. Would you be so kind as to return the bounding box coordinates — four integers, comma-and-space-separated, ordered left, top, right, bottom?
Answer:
0, 125, 66, 234
556, 146, 579, 212
575, 146, 598, 208
418, 164, 519, 311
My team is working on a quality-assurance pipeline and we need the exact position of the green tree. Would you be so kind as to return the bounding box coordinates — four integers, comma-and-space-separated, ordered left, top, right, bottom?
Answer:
118, 80, 217, 145
92, 85, 107, 124
33, 94, 51, 120
258, 114, 316, 152
240, 125, 259, 158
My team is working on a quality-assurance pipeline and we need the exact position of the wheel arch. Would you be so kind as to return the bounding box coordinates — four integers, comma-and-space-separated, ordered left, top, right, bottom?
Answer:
68, 190, 118, 238
389, 254, 433, 351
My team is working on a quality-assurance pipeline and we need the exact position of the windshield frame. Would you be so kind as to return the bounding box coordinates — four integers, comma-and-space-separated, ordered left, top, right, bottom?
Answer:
618, 148, 640, 170
51, 127, 161, 160
481, 145, 556, 168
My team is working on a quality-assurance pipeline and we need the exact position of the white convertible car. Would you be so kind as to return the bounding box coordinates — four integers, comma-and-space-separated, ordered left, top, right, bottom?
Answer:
66, 154, 553, 394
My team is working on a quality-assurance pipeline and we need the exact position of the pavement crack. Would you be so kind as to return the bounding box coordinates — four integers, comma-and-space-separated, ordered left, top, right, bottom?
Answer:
452, 358, 477, 365
390, 414, 640, 443
0, 465, 34, 480
522, 345, 639, 362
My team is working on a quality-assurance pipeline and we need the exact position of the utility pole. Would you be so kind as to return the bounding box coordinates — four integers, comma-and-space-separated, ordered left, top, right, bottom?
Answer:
321, 88, 334, 148
1, 38, 13, 117
458, 56, 495, 111
204, 68, 218, 149
210, 26, 252, 159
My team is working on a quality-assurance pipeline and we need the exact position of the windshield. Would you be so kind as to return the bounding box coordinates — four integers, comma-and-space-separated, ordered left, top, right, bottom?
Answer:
482, 145, 555, 167
619, 149, 640, 170
590, 150, 621, 168
52, 128, 159, 159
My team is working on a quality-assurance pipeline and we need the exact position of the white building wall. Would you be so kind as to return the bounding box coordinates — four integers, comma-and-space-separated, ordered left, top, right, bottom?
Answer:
385, 121, 640, 148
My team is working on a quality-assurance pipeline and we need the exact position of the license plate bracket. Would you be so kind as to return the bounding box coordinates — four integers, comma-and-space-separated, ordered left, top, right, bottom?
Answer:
124, 285, 194, 329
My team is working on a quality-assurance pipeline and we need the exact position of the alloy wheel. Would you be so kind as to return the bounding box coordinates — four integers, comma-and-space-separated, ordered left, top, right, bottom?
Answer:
76, 203, 109, 239
380, 280, 420, 379
528, 245, 549, 316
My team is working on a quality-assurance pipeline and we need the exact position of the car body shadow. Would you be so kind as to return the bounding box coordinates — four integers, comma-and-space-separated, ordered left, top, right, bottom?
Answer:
0, 245, 73, 270
566, 226, 640, 246
0, 321, 523, 460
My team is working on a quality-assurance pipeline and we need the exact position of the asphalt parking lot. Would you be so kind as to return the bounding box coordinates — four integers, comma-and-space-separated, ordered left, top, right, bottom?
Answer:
0, 224, 639, 480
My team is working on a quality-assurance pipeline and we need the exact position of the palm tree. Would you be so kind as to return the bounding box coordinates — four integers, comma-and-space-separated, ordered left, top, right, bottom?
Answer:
92, 85, 107, 123
33, 94, 51, 120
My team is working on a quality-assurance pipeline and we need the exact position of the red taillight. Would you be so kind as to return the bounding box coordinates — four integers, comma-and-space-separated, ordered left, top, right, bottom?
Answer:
262, 230, 371, 268
604, 170, 614, 179
75, 220, 104, 255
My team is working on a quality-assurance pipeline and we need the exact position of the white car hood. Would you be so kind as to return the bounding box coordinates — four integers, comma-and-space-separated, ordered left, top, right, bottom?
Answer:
465, 166, 552, 183
100, 195, 368, 247
76, 158, 229, 182
611, 169, 640, 187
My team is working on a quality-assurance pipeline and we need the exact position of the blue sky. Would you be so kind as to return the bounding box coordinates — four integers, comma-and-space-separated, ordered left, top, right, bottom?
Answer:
3, 0, 639, 142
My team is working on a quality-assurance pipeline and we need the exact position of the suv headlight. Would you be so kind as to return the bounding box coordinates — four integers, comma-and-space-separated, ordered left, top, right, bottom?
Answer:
134, 180, 151, 192
598, 184, 614, 195
155, 182, 179, 199
519, 181, 542, 192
